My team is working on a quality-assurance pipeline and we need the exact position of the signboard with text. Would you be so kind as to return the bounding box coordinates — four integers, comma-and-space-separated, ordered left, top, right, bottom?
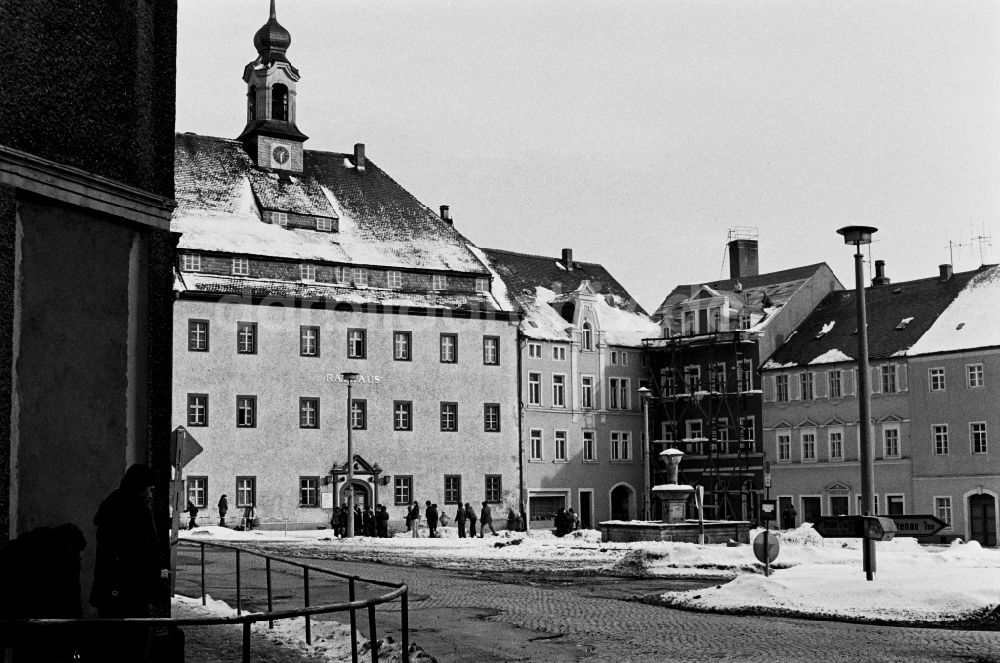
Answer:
887, 514, 948, 538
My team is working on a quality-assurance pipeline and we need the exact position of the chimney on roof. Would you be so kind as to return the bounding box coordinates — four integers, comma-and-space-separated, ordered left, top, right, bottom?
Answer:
562, 248, 574, 271
727, 228, 759, 279
439, 205, 452, 225
939, 264, 953, 281
353, 143, 366, 171
871, 259, 890, 286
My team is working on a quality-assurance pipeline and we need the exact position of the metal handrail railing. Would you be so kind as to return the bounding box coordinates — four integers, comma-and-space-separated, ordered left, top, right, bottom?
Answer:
0, 538, 410, 663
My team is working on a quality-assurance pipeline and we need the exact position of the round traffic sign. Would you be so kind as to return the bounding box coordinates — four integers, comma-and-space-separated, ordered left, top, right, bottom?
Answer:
753, 531, 780, 564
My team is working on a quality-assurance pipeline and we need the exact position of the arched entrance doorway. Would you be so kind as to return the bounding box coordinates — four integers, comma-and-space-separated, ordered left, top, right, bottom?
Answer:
340, 480, 371, 511
611, 485, 633, 521
969, 494, 997, 547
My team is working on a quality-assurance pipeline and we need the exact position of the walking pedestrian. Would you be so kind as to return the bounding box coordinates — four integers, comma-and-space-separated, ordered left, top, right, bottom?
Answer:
479, 501, 497, 537
90, 464, 169, 662
376, 504, 389, 538
408, 500, 421, 538
426, 501, 439, 538
505, 507, 517, 531
464, 503, 477, 538
455, 502, 467, 538
217, 494, 229, 527
185, 499, 199, 530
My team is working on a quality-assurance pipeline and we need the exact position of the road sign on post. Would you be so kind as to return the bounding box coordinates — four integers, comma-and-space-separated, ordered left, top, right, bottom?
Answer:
813, 516, 897, 541
887, 514, 948, 538
753, 531, 780, 577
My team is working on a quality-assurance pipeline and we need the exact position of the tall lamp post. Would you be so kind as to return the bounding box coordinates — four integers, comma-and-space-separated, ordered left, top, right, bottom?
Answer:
638, 386, 652, 521
836, 225, 878, 581
342, 371, 360, 538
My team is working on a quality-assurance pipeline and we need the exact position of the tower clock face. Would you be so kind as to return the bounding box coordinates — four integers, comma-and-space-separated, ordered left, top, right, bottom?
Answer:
271, 145, 290, 166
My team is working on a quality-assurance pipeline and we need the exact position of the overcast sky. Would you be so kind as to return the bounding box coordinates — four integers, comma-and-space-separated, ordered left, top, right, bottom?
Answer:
176, 0, 1000, 312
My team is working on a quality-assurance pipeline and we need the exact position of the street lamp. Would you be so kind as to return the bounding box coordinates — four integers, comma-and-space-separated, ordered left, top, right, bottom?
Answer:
638, 386, 652, 521
836, 225, 878, 581
342, 371, 360, 538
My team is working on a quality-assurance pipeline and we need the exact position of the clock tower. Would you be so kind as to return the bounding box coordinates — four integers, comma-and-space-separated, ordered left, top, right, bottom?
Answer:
238, 0, 308, 173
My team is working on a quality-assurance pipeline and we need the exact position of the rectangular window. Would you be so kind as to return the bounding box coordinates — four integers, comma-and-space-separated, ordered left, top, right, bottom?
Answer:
777, 432, 791, 462
581, 376, 594, 409
332, 266, 346, 284
475, 277, 489, 293
684, 365, 701, 393
611, 432, 631, 461
933, 424, 949, 455
188, 319, 209, 352
236, 477, 256, 508
710, 362, 726, 392
608, 378, 630, 410
187, 477, 207, 508
440, 402, 458, 432
485, 475, 502, 503
348, 328, 367, 358
775, 374, 789, 402
232, 256, 249, 276
882, 424, 900, 458
440, 333, 458, 363
828, 428, 844, 461
967, 364, 984, 388
610, 350, 618, 365
394, 476, 412, 506
880, 364, 897, 393
800, 372, 814, 400
351, 267, 368, 286
554, 430, 567, 461
685, 419, 703, 442
444, 475, 462, 504
929, 367, 946, 392
393, 331, 412, 361
621, 352, 628, 366
299, 397, 319, 428
271, 211, 288, 226
484, 403, 501, 432
237, 322, 257, 354
552, 345, 566, 361
181, 253, 201, 271
661, 370, 676, 397
315, 217, 333, 231
299, 477, 319, 507
886, 494, 904, 515
187, 394, 209, 427
300, 263, 316, 281
739, 416, 756, 446
236, 395, 257, 428
801, 430, 816, 462
971, 422, 988, 454
619, 378, 629, 409
351, 399, 367, 430
528, 343, 542, 358
609, 378, 620, 409
714, 418, 731, 443
583, 431, 595, 462
300, 326, 320, 357
483, 336, 500, 365
393, 401, 412, 431
528, 373, 541, 406
529, 429, 543, 461
858, 494, 880, 515
829, 369, 842, 398
432, 274, 448, 290
935, 496, 953, 528
387, 270, 403, 289
552, 375, 566, 407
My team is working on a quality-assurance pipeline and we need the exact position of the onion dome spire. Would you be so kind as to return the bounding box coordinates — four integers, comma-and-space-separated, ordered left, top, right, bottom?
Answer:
253, 0, 292, 57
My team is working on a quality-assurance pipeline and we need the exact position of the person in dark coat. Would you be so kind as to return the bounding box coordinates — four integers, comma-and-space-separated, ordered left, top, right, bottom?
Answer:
464, 503, 477, 538
186, 499, 199, 530
455, 502, 467, 538
90, 464, 168, 662
218, 494, 229, 527
554, 507, 568, 536
353, 505, 363, 535
376, 504, 390, 538
408, 500, 421, 537
426, 501, 439, 538
338, 505, 349, 537
364, 505, 376, 537
479, 501, 497, 537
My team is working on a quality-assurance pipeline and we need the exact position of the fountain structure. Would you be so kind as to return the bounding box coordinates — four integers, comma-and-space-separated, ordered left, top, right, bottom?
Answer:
598, 448, 752, 544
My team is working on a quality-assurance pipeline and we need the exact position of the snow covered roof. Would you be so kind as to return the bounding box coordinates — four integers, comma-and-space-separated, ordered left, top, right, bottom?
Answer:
173, 133, 490, 275
764, 267, 984, 369
479, 248, 657, 345
907, 265, 1000, 356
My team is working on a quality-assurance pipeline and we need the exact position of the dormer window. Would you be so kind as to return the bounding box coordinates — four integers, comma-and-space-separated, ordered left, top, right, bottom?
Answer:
683, 310, 696, 334
475, 277, 489, 293
432, 274, 448, 291
300, 263, 316, 282
351, 267, 368, 286
272, 211, 288, 226
387, 271, 402, 289
232, 257, 249, 276
582, 322, 593, 350
740, 310, 752, 330
316, 217, 333, 232
181, 254, 202, 272
272, 84, 289, 121
247, 85, 257, 122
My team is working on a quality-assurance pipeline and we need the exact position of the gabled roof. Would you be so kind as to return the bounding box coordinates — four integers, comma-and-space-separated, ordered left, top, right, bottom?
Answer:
653, 263, 830, 321
906, 265, 1000, 356
764, 267, 984, 368
173, 133, 489, 275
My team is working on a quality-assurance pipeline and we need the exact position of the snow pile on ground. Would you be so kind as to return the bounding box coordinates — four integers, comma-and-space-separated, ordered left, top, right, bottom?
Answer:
181, 523, 1000, 624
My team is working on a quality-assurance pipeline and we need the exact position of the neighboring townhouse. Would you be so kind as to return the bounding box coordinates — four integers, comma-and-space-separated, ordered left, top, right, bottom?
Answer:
645, 232, 841, 521
762, 264, 983, 530
173, 6, 521, 526
479, 248, 660, 528
907, 265, 1000, 545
